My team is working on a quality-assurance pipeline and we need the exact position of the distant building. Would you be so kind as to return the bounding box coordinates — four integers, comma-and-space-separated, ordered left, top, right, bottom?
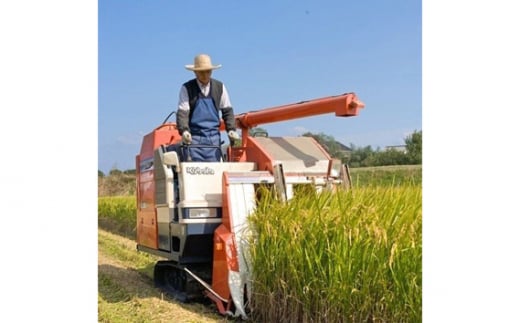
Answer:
385, 145, 407, 153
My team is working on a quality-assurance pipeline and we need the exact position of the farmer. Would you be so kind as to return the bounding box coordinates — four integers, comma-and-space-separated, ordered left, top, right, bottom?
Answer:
176, 53, 239, 161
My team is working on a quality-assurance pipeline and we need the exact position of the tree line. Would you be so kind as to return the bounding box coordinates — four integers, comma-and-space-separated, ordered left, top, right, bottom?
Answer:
300, 130, 422, 168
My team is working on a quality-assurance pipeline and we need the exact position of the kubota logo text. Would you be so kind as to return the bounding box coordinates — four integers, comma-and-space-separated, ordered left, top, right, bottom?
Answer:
186, 167, 215, 175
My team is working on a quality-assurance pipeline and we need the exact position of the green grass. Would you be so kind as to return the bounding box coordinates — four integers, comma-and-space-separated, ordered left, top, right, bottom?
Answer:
98, 229, 225, 323
98, 229, 158, 278
350, 165, 421, 187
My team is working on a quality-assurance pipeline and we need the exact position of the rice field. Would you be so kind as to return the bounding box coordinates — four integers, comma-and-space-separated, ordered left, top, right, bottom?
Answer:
248, 184, 421, 322
98, 166, 422, 322
98, 196, 136, 240
349, 165, 422, 187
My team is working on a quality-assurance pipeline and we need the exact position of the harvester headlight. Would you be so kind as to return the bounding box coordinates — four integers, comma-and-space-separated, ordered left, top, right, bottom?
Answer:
188, 208, 217, 218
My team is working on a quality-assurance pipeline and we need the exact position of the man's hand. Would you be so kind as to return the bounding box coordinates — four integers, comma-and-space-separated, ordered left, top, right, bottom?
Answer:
182, 131, 192, 144
228, 130, 239, 141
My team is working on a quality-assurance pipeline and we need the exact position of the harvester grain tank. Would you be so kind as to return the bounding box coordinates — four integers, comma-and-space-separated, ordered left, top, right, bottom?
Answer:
135, 92, 364, 319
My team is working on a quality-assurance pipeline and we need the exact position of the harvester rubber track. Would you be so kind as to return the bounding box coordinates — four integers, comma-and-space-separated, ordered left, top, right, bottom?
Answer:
153, 261, 208, 303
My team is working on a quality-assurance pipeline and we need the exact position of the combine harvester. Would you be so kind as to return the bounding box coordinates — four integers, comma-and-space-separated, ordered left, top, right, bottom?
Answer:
135, 92, 365, 319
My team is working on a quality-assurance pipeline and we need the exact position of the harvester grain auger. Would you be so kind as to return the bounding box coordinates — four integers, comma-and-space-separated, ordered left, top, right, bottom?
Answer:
135, 92, 364, 319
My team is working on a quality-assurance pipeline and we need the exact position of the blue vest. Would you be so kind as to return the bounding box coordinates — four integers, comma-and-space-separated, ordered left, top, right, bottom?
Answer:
185, 84, 222, 162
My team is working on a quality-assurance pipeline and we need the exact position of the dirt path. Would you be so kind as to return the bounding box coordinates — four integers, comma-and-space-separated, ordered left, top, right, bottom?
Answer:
98, 229, 229, 322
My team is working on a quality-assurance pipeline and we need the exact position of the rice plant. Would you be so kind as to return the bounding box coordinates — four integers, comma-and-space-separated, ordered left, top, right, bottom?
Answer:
248, 184, 422, 322
98, 196, 136, 239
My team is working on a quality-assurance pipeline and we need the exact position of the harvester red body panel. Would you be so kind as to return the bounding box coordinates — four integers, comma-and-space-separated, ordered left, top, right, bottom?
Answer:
136, 124, 181, 249
135, 91, 364, 319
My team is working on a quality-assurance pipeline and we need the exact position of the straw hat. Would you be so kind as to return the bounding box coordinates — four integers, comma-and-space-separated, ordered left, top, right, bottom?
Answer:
185, 54, 222, 71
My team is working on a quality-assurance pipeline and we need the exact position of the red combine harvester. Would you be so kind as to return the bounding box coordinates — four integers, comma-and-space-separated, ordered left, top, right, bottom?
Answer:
135, 92, 364, 319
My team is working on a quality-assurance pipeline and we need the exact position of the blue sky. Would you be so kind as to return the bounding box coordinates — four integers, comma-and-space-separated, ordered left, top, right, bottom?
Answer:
98, 0, 422, 173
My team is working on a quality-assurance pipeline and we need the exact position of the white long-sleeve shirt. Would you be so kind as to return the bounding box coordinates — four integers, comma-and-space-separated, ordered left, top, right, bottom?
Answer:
177, 79, 232, 111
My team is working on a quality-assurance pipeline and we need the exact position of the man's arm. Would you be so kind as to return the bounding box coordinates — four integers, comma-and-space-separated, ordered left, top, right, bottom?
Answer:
220, 84, 236, 132
176, 85, 190, 135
